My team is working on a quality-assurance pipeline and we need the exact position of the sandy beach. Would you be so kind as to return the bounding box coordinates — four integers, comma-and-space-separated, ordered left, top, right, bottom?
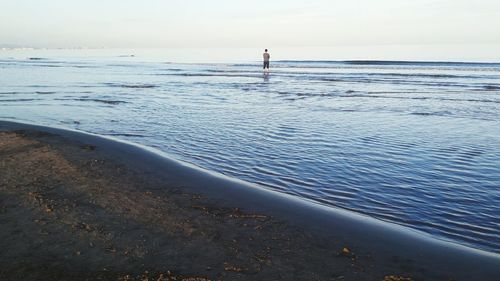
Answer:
0, 121, 498, 281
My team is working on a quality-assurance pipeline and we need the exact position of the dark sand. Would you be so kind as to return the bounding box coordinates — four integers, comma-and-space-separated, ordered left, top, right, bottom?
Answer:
0, 121, 498, 281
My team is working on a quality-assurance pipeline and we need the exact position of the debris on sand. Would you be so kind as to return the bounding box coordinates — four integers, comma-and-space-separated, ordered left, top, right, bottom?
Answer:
382, 275, 414, 281
342, 247, 351, 256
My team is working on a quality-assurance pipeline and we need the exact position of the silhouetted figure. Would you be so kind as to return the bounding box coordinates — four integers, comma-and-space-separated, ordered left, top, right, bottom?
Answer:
263, 49, 270, 73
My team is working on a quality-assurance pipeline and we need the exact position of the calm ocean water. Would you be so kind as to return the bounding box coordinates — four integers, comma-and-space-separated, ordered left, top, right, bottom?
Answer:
1, 49, 499, 254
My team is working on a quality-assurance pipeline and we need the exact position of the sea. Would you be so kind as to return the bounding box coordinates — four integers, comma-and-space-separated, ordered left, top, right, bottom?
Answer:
1, 48, 499, 254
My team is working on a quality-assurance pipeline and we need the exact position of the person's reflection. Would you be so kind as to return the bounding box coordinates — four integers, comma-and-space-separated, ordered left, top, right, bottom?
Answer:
263, 72, 270, 82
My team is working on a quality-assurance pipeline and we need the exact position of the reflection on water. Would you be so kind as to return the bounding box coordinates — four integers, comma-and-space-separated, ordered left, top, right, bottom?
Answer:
1, 52, 500, 254
263, 73, 270, 82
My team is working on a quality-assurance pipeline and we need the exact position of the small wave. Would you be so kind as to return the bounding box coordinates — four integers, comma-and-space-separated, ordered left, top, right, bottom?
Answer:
361, 72, 482, 79
103, 133, 147, 137
271, 60, 500, 72
79, 99, 127, 105
164, 73, 271, 79
55, 98, 128, 105
33, 64, 62, 68
71, 65, 98, 69
160, 68, 183, 72
205, 69, 263, 74
276, 60, 500, 67
482, 85, 500, 91
0, 98, 40, 102
60, 120, 82, 125
104, 83, 158, 89
411, 112, 433, 116
338, 93, 500, 104
231, 63, 259, 67
320, 78, 344, 82
28, 57, 47, 61
410, 111, 452, 117
440, 97, 500, 104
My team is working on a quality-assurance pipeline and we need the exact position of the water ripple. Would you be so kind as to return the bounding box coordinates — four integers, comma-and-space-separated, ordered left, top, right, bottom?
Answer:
2, 58, 500, 254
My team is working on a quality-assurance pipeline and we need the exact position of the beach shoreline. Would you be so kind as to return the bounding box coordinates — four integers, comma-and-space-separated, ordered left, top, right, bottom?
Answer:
0, 120, 498, 281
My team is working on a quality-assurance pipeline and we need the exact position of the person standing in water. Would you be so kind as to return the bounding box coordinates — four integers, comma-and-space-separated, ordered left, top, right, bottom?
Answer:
263, 49, 270, 72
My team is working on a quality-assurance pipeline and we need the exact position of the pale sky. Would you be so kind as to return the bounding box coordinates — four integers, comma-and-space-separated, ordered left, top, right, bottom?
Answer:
1, 0, 500, 50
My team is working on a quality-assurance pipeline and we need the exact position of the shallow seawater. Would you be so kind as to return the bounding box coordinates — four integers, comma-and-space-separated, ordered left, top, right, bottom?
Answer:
1, 50, 499, 254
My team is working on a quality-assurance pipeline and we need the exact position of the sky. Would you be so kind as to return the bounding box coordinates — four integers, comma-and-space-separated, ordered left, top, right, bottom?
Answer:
1, 0, 500, 60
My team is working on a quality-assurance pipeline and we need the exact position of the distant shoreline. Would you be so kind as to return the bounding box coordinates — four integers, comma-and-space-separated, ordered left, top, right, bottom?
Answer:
2, 47, 500, 64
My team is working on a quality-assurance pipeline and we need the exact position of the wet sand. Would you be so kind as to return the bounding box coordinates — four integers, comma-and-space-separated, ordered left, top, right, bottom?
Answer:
0, 121, 498, 281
